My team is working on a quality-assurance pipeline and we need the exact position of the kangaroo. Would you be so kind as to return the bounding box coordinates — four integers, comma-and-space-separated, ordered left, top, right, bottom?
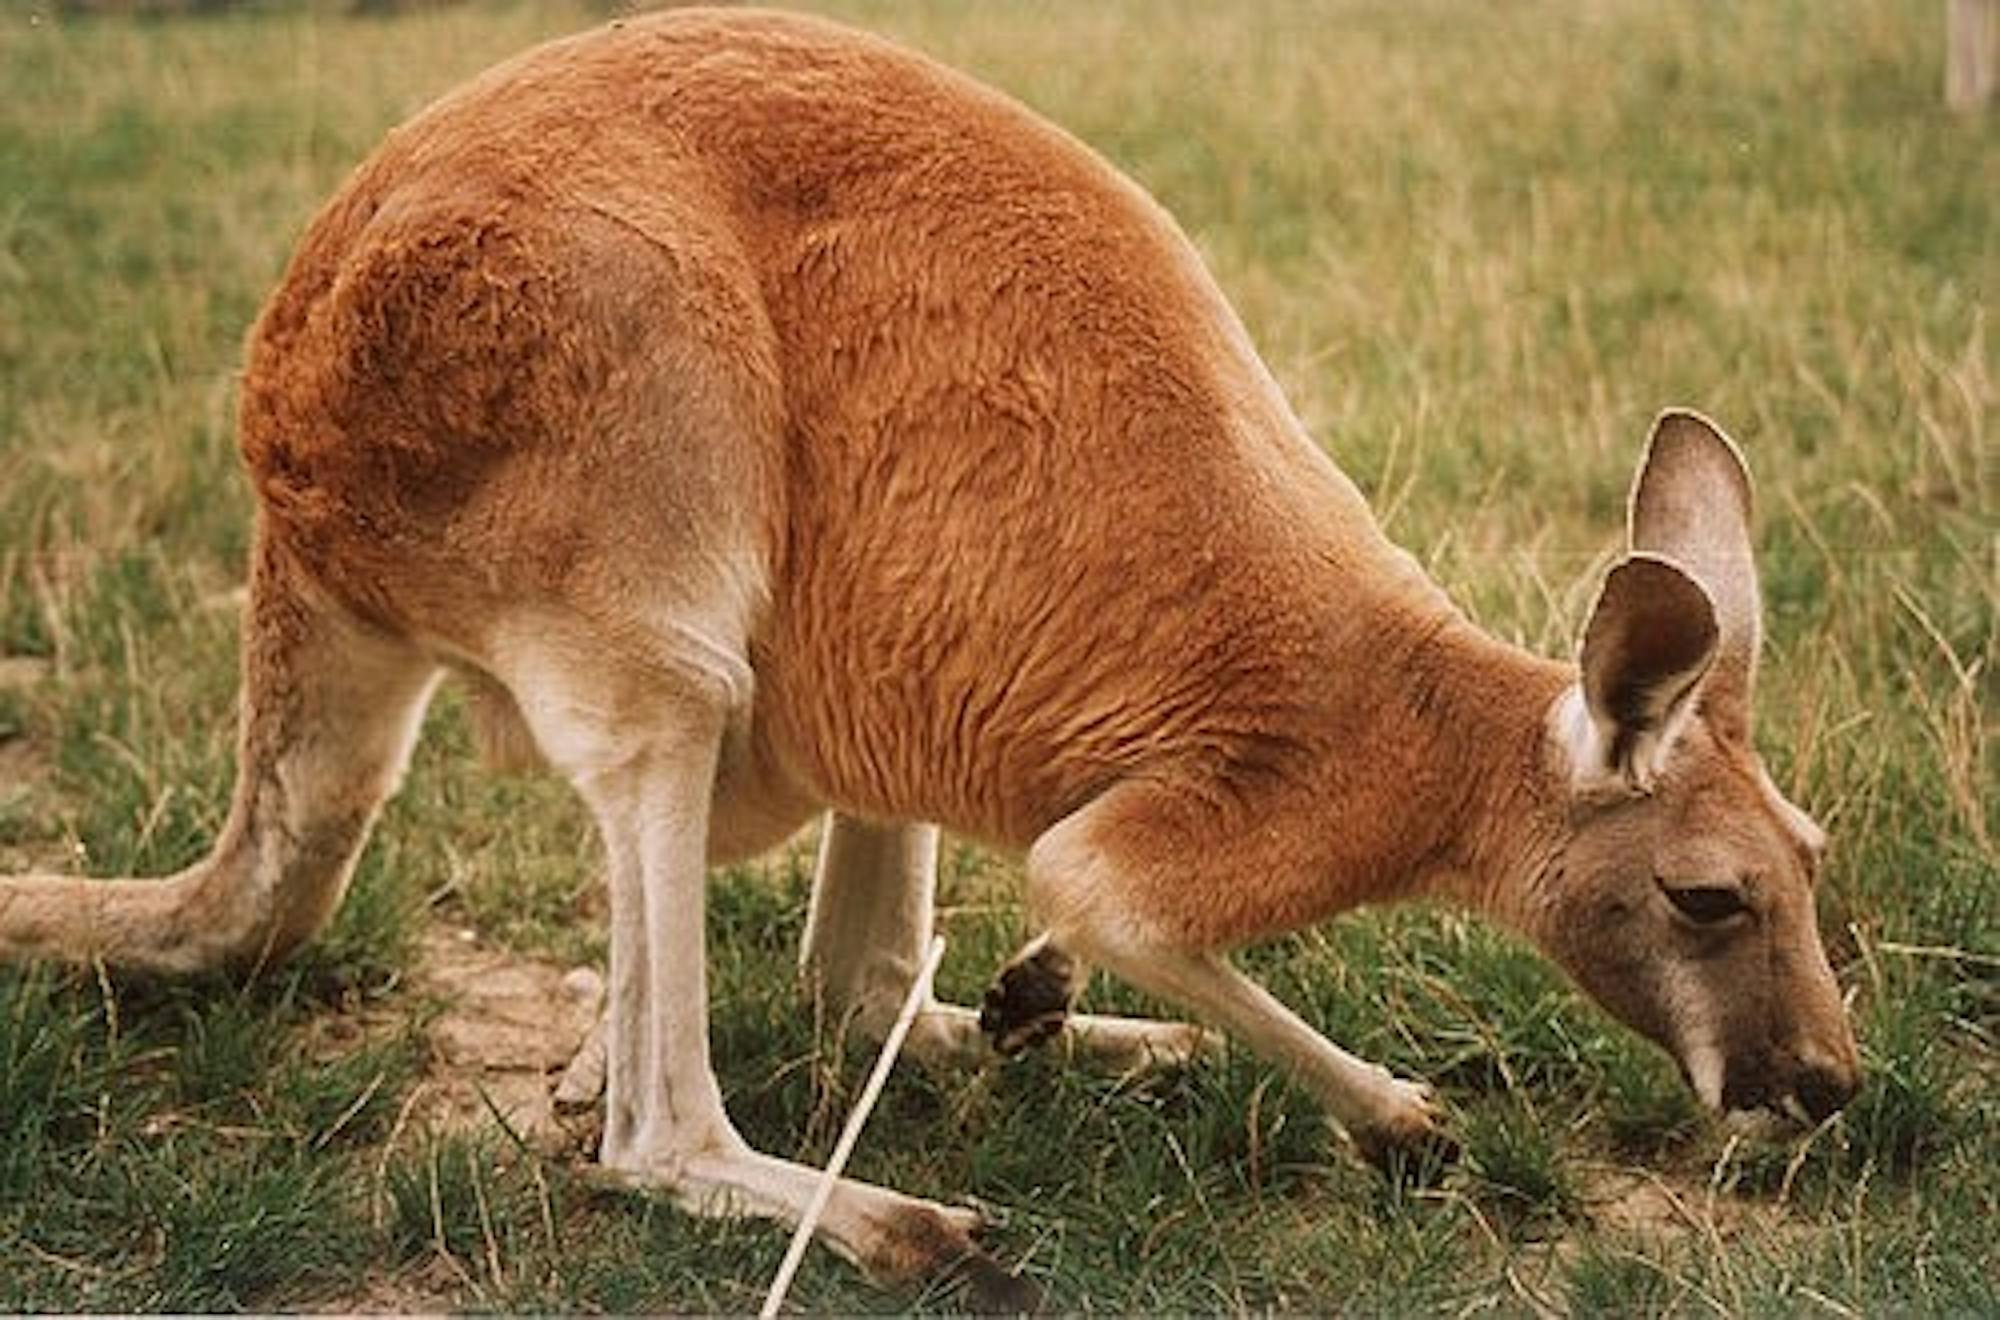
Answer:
0, 7, 1858, 1302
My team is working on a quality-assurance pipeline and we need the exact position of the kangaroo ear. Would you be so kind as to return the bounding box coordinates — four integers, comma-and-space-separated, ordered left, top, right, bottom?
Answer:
1629, 409, 1760, 740
1563, 555, 1719, 793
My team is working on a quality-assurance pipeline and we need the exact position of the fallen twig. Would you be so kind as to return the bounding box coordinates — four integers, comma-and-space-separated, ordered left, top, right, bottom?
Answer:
760, 935, 946, 1318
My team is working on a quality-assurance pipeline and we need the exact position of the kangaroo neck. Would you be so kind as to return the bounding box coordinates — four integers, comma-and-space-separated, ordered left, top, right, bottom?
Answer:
1290, 594, 1574, 919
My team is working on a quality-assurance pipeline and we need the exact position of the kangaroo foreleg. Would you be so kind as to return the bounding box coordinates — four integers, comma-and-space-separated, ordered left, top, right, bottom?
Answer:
1025, 784, 1452, 1169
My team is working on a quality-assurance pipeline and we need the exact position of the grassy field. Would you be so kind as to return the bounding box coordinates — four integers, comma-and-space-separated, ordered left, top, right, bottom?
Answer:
0, 0, 1992, 1311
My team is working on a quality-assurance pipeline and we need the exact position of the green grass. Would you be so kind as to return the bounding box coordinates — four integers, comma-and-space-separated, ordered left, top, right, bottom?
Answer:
1, 0, 1993, 1311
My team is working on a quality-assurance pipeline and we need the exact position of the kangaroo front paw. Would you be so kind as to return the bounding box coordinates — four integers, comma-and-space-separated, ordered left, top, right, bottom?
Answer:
1350, 1081, 1459, 1181
979, 938, 1078, 1056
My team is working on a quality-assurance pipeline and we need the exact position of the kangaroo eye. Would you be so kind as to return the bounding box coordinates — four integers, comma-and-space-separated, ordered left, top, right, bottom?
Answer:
1658, 880, 1748, 925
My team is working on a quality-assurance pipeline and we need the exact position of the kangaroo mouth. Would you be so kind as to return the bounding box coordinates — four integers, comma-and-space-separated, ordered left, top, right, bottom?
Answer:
1722, 1075, 1781, 1115
1677, 1049, 1852, 1126
1678, 1044, 1781, 1117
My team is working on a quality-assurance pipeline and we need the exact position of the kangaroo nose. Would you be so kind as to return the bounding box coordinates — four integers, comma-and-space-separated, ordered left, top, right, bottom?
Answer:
1796, 1060, 1860, 1121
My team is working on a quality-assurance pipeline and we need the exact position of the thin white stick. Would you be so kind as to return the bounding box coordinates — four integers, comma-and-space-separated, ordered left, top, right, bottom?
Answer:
759, 934, 947, 1318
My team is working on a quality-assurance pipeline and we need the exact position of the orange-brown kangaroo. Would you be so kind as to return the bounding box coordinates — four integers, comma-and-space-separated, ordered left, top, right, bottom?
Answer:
0, 7, 1858, 1300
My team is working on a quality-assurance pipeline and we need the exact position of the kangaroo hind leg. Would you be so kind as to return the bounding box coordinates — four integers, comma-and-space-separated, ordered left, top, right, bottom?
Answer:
508, 651, 1025, 1301
0, 532, 441, 975
803, 814, 1218, 1073
800, 816, 985, 1067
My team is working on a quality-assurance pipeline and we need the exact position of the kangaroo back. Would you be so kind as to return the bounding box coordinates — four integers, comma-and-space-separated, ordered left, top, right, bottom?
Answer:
239, 8, 1445, 851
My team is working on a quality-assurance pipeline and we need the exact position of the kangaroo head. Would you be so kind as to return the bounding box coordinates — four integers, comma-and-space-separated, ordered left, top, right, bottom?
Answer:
1534, 410, 1860, 1121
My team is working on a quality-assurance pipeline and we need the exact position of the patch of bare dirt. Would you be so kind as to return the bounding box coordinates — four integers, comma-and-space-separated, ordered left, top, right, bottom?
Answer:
284, 927, 613, 1312
403, 924, 605, 1151
309, 1265, 463, 1316
1512, 1150, 1827, 1307
1578, 1163, 1767, 1239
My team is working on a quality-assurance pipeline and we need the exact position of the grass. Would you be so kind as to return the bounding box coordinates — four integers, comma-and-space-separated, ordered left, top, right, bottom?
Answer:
0, 0, 1993, 1311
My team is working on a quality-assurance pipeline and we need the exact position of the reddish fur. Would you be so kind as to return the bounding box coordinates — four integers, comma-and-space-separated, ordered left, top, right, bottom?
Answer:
234, 10, 1568, 949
